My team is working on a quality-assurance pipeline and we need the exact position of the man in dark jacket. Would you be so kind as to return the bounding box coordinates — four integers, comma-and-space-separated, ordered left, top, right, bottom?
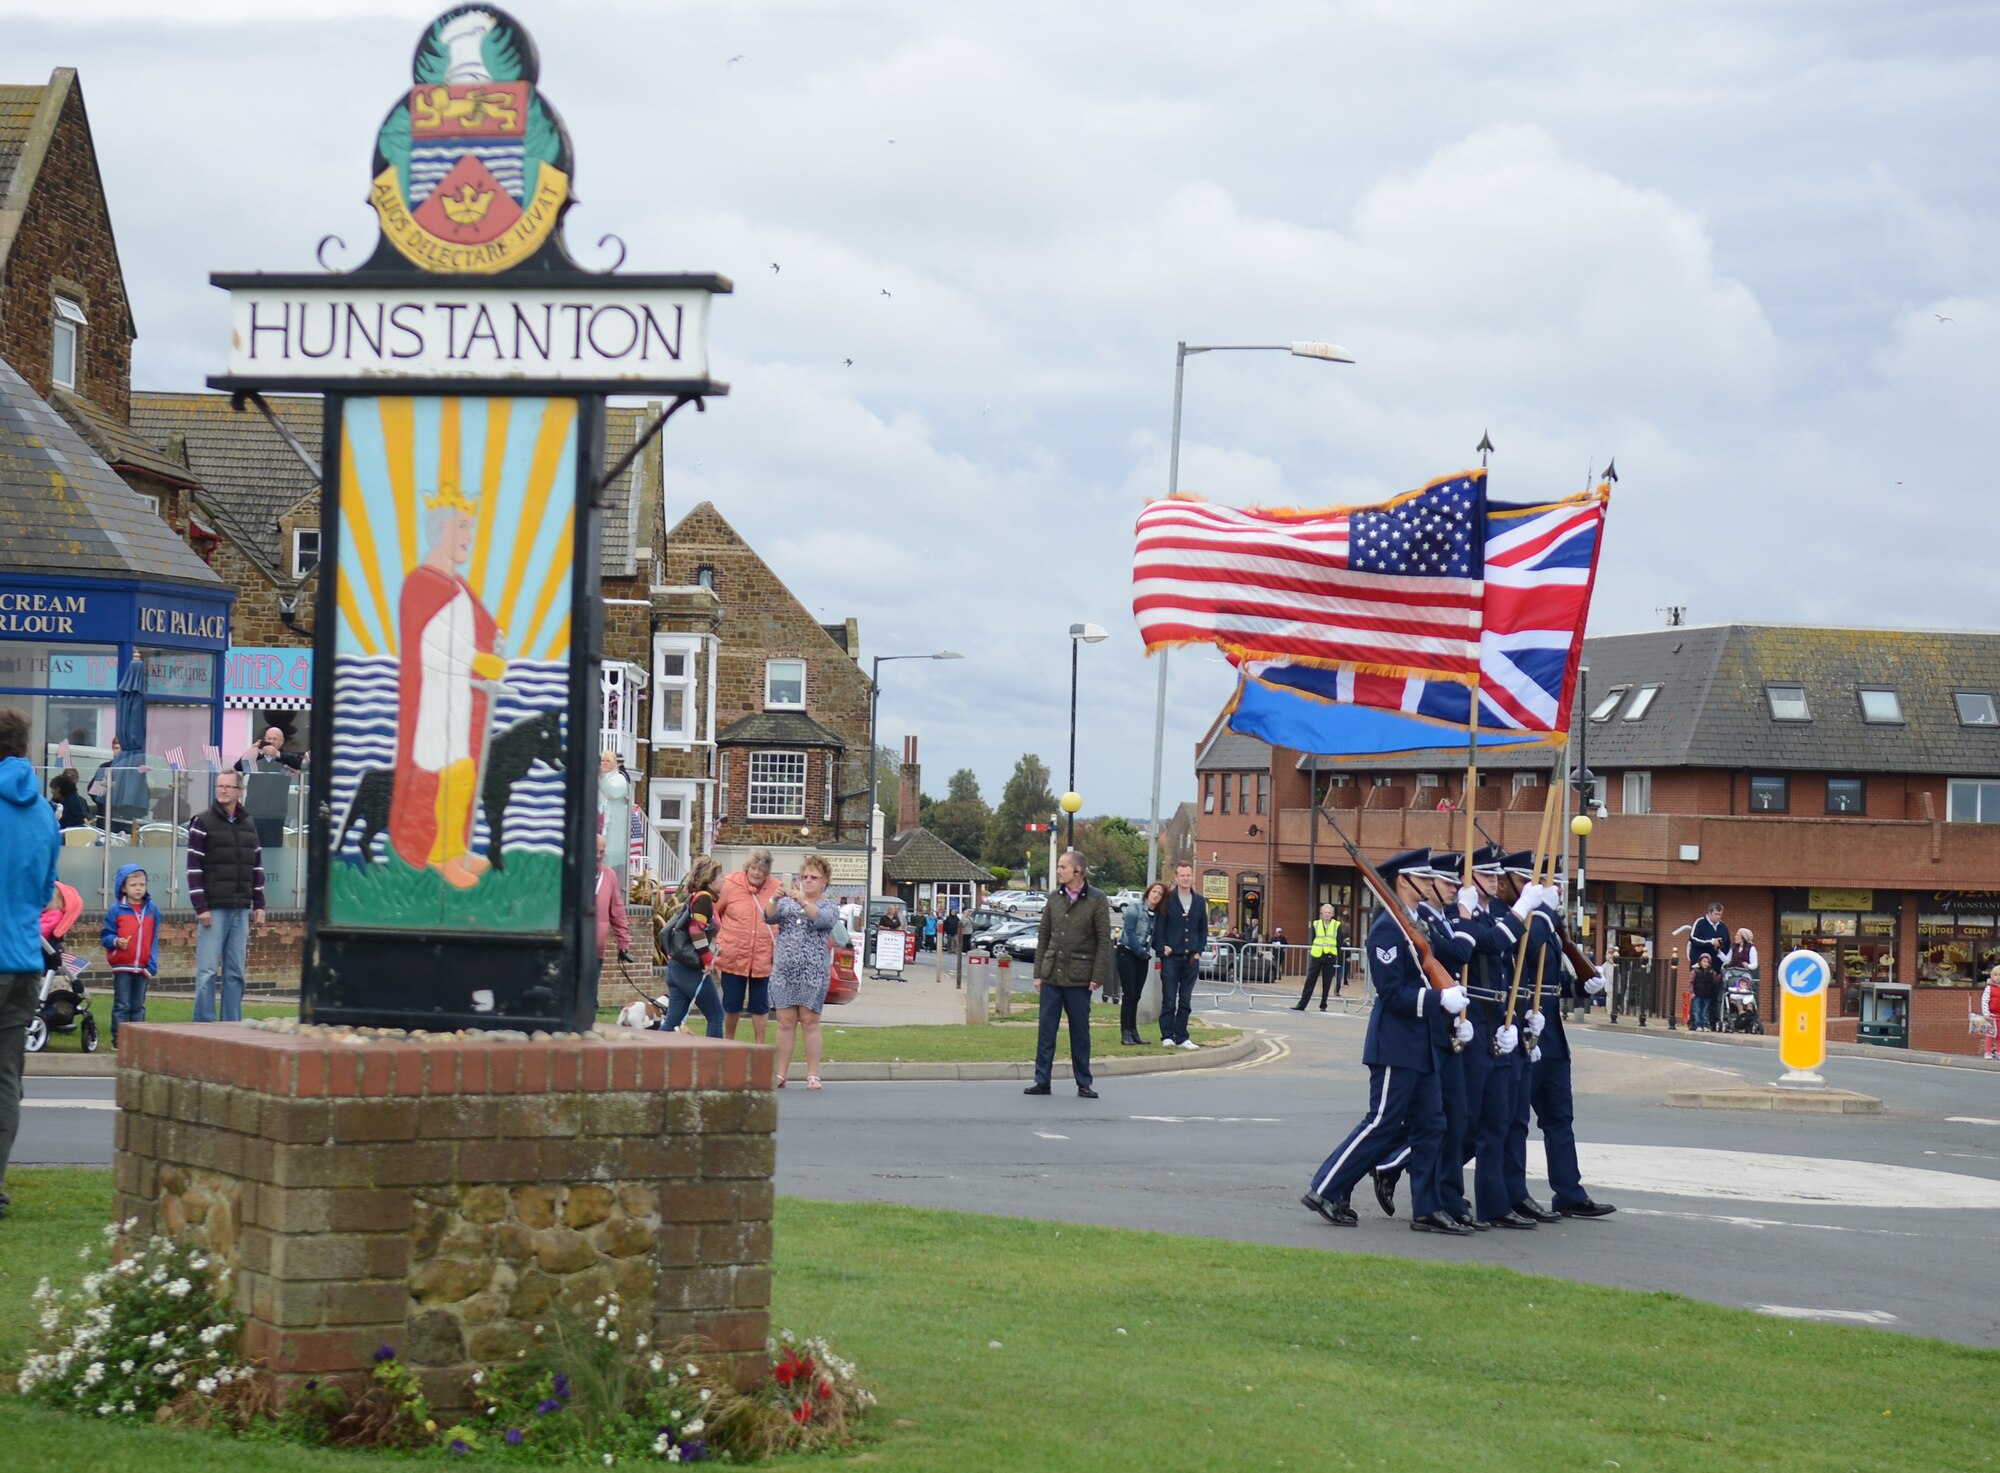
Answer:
0, 706, 61, 1219
187, 771, 266, 1023
1151, 860, 1209, 1049
1025, 849, 1112, 1100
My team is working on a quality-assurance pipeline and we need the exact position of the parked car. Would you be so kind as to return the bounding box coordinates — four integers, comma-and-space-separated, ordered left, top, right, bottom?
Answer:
1198, 939, 1232, 980
992, 890, 1047, 915
972, 919, 1034, 956
1108, 889, 1145, 915
961, 907, 1010, 936
1004, 931, 1039, 964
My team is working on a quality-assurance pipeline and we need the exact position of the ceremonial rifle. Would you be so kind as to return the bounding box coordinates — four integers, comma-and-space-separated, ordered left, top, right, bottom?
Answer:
1471, 815, 1603, 1009
1317, 809, 1455, 995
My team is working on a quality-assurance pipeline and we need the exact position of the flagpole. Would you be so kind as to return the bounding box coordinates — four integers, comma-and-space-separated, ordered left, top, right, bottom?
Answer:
1506, 750, 1564, 1022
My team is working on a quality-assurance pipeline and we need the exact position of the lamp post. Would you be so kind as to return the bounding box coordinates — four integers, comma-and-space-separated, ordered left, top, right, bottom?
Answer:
1066, 622, 1107, 850
1144, 339, 1354, 887
863, 649, 961, 912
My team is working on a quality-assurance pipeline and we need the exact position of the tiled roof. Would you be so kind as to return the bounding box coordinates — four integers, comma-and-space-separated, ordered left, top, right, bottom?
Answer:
0, 354, 223, 588
130, 391, 321, 575
1196, 726, 1272, 772
52, 390, 196, 487
883, 827, 991, 884
0, 83, 47, 204
715, 709, 847, 748
1290, 624, 2000, 776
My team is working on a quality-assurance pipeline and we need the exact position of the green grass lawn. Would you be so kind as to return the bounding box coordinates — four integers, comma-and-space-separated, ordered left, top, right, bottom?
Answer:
813, 1012, 1239, 1064
0, 1172, 1994, 1469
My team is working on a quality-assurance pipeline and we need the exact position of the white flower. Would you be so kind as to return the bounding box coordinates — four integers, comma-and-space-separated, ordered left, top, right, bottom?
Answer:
171, 1373, 186, 1388
606, 1302, 619, 1319
97, 1403, 113, 1416
189, 1255, 208, 1270
595, 1317, 608, 1333
683, 1418, 704, 1436
603, 1456, 616, 1467
470, 1370, 484, 1386
78, 1245, 91, 1260
685, 1364, 700, 1378
148, 1333, 166, 1350
196, 1377, 217, 1395
165, 1278, 192, 1299
594, 1296, 607, 1308
698, 1388, 711, 1403
119, 1360, 134, 1375
634, 1334, 648, 1350
120, 1400, 135, 1414
648, 1353, 663, 1373
82, 1362, 105, 1386
607, 1332, 618, 1343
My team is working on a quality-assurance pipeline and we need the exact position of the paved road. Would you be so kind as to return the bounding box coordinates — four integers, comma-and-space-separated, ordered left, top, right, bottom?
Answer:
16, 1008, 2000, 1346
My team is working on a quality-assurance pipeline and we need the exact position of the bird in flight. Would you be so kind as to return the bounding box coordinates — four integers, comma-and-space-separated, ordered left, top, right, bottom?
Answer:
728, 54, 745, 66
770, 263, 780, 272
1935, 314, 1954, 323
880, 288, 892, 297
843, 358, 854, 368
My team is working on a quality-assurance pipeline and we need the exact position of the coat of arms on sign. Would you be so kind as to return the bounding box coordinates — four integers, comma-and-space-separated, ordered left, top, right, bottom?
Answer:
368, 6, 574, 274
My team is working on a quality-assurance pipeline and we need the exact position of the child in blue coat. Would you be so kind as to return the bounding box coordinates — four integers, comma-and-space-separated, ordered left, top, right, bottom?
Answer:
101, 863, 160, 1045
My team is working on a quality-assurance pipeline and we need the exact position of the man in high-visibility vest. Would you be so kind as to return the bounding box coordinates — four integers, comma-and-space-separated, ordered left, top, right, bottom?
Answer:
1294, 903, 1343, 1010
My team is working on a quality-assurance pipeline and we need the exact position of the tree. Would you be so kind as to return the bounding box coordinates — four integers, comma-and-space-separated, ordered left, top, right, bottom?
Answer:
1075, 815, 1146, 889
984, 753, 1055, 867
946, 768, 982, 804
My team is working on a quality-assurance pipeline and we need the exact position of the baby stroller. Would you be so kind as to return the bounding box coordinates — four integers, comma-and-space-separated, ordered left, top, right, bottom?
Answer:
28, 881, 98, 1054
1720, 965, 1763, 1034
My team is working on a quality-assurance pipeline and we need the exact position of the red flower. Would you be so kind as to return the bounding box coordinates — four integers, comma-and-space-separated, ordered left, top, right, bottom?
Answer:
793, 1404, 812, 1424
817, 1380, 833, 1400
774, 1361, 796, 1386
796, 1356, 815, 1380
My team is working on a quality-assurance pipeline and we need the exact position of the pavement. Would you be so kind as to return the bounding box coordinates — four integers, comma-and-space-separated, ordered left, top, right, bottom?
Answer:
18, 975, 2000, 1347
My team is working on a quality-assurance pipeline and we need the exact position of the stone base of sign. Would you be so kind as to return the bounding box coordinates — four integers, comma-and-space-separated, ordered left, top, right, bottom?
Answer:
1662, 1086, 1883, 1114
112, 1024, 774, 1411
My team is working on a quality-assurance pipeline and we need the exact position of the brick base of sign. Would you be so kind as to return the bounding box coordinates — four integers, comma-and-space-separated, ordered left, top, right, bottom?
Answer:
112, 1024, 775, 1410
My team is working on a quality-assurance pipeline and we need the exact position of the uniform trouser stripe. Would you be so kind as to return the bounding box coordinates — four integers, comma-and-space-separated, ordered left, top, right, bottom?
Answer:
1313, 1067, 1394, 1198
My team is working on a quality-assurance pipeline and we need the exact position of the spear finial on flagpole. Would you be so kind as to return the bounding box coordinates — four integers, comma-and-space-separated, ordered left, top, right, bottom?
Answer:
1476, 430, 1494, 468
1602, 457, 1618, 484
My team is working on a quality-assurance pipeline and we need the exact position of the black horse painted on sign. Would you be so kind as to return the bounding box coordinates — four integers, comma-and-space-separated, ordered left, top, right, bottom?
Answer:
335, 708, 567, 871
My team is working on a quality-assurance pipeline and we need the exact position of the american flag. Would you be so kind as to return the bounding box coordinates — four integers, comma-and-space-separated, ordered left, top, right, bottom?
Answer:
165, 745, 186, 771
202, 744, 222, 769
629, 809, 648, 867
1132, 471, 1486, 679
55, 740, 71, 766
60, 951, 89, 978
1234, 490, 1609, 743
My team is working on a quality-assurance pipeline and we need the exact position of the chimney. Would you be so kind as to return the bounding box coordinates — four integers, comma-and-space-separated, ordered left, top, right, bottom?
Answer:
897, 735, 921, 834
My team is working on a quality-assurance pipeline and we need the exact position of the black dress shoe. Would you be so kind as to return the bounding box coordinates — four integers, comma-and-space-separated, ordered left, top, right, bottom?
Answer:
1370, 1166, 1400, 1218
1121, 1030, 1141, 1045
1023, 1083, 1051, 1096
1318, 1001, 1328, 1010
1291, 1002, 1309, 1011
1301, 1193, 1358, 1227
1454, 1212, 1487, 1232
1485, 1212, 1537, 1229
1077, 1086, 1099, 1099
1411, 1210, 1474, 1236
1557, 1198, 1617, 1218
1514, 1197, 1561, 1224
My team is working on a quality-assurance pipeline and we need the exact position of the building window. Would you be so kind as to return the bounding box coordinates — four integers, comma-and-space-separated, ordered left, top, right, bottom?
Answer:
1237, 773, 1250, 814
51, 296, 86, 389
1220, 775, 1231, 815
1589, 687, 1628, 721
1256, 773, 1268, 815
1826, 777, 1865, 814
1947, 779, 2000, 824
1415, 772, 1440, 789
1954, 691, 1998, 727
1858, 688, 1903, 724
1202, 774, 1214, 814
1623, 685, 1662, 720
764, 658, 806, 710
824, 757, 835, 822
598, 662, 642, 770
717, 751, 730, 819
1747, 775, 1789, 813
134, 491, 161, 518
292, 528, 321, 577
1511, 772, 1540, 793
1622, 771, 1651, 815
651, 634, 700, 745
649, 782, 696, 883
1372, 775, 1393, 787
1766, 685, 1811, 722
748, 750, 807, 820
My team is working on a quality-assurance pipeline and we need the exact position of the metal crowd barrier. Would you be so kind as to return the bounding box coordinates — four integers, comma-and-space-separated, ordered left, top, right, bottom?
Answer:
1608, 955, 1680, 1029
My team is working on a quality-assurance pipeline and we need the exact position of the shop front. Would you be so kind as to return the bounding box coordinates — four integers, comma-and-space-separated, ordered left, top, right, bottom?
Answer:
223, 645, 313, 756
1774, 888, 1900, 1018
1916, 892, 2000, 988
1600, 883, 1657, 964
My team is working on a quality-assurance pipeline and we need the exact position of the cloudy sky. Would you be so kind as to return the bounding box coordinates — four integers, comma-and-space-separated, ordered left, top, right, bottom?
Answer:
10, 1, 1996, 819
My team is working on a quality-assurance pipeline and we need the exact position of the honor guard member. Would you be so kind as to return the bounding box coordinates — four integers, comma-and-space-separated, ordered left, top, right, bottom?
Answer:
1367, 854, 1483, 1231
1495, 853, 1565, 1225
1462, 846, 1540, 1228
1301, 848, 1473, 1236
1518, 859, 1616, 1220
1294, 904, 1344, 1010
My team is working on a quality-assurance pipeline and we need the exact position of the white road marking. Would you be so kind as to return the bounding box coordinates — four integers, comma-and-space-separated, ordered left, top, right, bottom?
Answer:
1033, 1131, 1068, 1141
22, 1099, 116, 1110
1753, 1305, 1899, 1325
1924, 1149, 2000, 1164
1946, 1116, 2000, 1126
1128, 1116, 1283, 1124
1537, 1142, 2000, 1209
1621, 1208, 1927, 1239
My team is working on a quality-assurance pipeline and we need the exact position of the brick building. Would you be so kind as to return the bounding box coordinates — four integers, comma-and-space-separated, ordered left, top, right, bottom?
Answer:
644, 500, 872, 891
1193, 623, 2000, 1054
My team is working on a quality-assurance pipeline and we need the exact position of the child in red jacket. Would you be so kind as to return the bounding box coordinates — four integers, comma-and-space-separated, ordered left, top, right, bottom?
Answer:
101, 863, 159, 1045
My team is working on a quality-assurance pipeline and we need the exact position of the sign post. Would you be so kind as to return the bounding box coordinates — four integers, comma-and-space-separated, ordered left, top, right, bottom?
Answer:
1776, 948, 1831, 1088
210, 4, 730, 1033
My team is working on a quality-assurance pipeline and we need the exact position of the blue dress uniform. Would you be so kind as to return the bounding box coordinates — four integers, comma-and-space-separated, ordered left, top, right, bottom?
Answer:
1502, 896, 1564, 1217
1530, 911, 1616, 1217
1304, 856, 1450, 1223
1460, 897, 1526, 1223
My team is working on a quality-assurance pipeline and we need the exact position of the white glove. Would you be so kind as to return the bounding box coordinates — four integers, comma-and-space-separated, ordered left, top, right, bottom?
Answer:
1495, 1024, 1519, 1055
1453, 1016, 1474, 1045
1584, 974, 1607, 997
1529, 1044, 1543, 1064
1527, 1009, 1545, 1037
1456, 886, 1480, 918
1511, 890, 1537, 921
1440, 985, 1469, 1015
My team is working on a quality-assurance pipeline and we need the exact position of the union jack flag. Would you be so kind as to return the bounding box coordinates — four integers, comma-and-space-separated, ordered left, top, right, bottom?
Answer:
1133, 471, 1487, 679
1230, 491, 1609, 752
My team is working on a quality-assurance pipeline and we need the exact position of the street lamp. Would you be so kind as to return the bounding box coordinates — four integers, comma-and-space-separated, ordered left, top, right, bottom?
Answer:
1066, 622, 1107, 849
864, 649, 962, 912
1143, 339, 1355, 886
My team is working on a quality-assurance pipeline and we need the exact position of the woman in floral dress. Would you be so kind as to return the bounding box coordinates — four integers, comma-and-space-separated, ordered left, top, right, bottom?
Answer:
763, 854, 839, 1089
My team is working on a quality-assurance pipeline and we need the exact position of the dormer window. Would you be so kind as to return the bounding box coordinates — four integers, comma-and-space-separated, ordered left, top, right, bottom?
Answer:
1589, 687, 1628, 721
51, 296, 86, 389
764, 658, 805, 710
1858, 688, 1903, 724
1622, 685, 1662, 720
1955, 692, 1998, 727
